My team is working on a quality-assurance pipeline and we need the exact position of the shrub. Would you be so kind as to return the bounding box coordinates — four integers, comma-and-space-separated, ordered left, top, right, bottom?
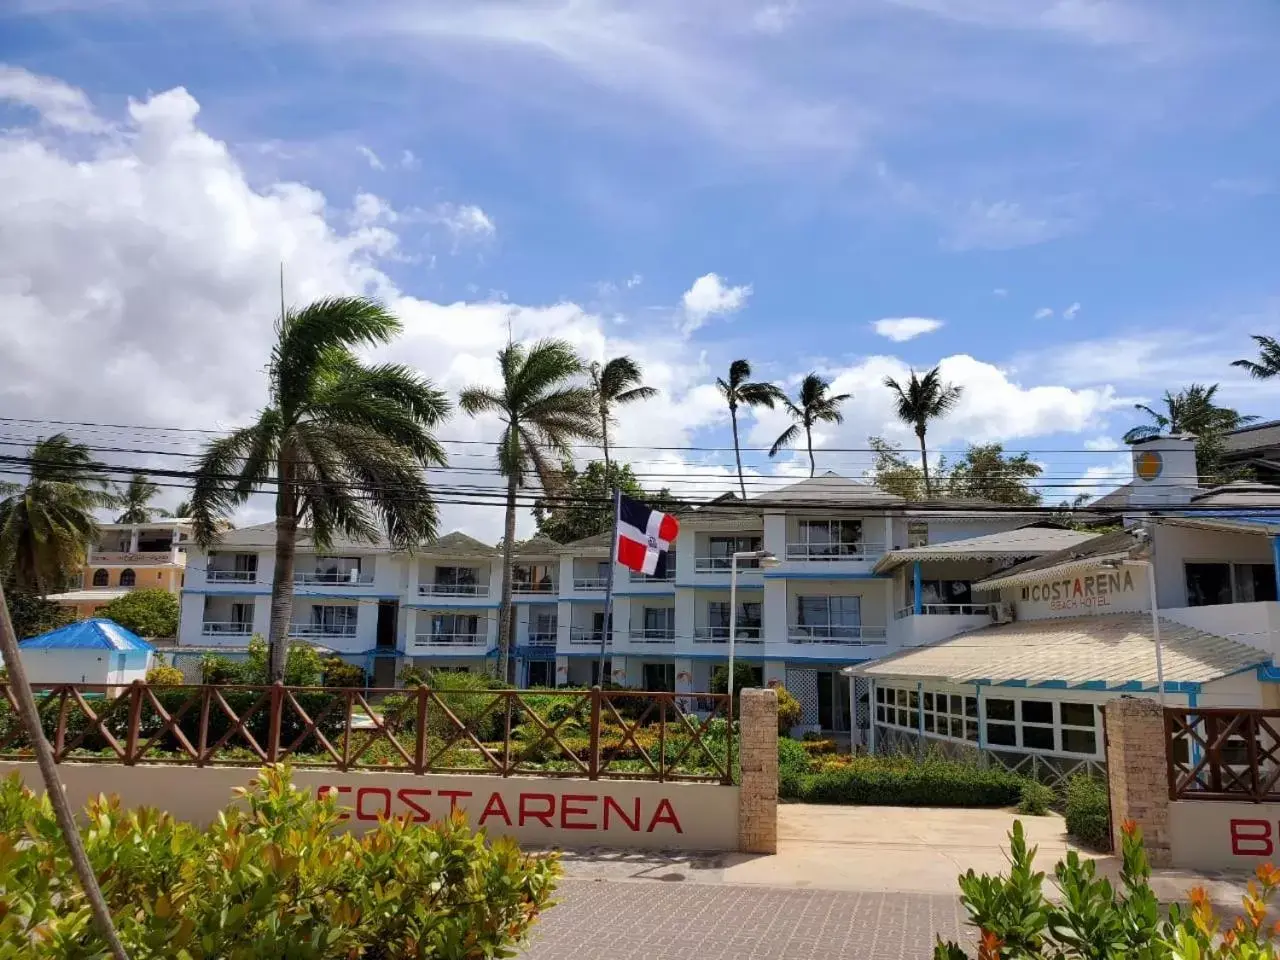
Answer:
781, 751, 1029, 807
97, 588, 179, 638
1016, 781, 1055, 816
1064, 774, 1111, 850
774, 685, 802, 733
800, 738, 837, 756
144, 657, 185, 686
4, 589, 73, 641
0, 765, 560, 958
778, 736, 811, 798
321, 656, 367, 688
935, 819, 1280, 959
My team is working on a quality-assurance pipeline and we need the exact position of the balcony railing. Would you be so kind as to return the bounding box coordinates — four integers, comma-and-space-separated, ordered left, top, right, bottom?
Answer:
418, 582, 489, 597
629, 567, 677, 583
572, 576, 611, 591
289, 623, 358, 638
207, 569, 257, 583
525, 631, 558, 647
628, 628, 677, 644
693, 626, 762, 643
569, 627, 610, 646
89, 550, 175, 565
894, 603, 993, 620
412, 632, 487, 646
693, 556, 763, 573
785, 541, 885, 561
294, 571, 374, 585
200, 621, 253, 636
512, 580, 558, 595
787, 624, 888, 644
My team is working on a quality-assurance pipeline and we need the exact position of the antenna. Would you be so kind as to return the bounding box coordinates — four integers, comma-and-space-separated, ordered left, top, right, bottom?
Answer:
279, 262, 286, 321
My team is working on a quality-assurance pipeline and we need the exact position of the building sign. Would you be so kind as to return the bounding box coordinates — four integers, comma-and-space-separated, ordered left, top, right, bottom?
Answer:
1135, 450, 1163, 481
1020, 570, 1136, 612
1171, 802, 1280, 871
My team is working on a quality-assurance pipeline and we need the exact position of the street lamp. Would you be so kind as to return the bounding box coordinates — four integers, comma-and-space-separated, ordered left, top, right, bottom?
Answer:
1101, 556, 1166, 706
728, 549, 780, 718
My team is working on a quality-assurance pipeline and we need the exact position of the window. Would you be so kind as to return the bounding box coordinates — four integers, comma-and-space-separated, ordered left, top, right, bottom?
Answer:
531, 611, 557, 640
1020, 700, 1055, 750
91, 569, 109, 587
1186, 562, 1277, 606
642, 607, 674, 636
526, 661, 551, 687
119, 568, 136, 587
707, 536, 763, 568
907, 521, 929, 549
430, 613, 479, 640
435, 566, 478, 592
310, 557, 362, 583
920, 580, 973, 608
1059, 701, 1098, 755
985, 698, 1017, 747
795, 595, 861, 638
313, 605, 358, 634
643, 662, 675, 691
1235, 564, 1278, 603
513, 564, 556, 591
707, 601, 761, 636
797, 519, 863, 556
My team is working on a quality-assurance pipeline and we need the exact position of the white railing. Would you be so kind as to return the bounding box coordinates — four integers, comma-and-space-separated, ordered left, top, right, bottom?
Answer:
525, 632, 558, 647
693, 556, 764, 573
788, 624, 888, 644
418, 582, 489, 597
629, 567, 677, 583
201, 621, 253, 636
512, 580, 558, 595
412, 632, 487, 646
693, 626, 762, 643
572, 577, 610, 591
569, 628, 610, 646
785, 541, 885, 561
289, 622, 358, 638
89, 550, 175, 565
894, 603, 994, 620
294, 571, 374, 585
628, 629, 676, 644
207, 569, 257, 583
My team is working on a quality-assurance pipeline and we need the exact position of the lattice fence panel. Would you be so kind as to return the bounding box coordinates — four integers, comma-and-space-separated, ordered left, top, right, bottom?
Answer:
786, 668, 819, 726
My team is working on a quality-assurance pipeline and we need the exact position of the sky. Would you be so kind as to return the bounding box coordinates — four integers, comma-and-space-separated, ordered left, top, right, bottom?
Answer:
2, 0, 1280, 540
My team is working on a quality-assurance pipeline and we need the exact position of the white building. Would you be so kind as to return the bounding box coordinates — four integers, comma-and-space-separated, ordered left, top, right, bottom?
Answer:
854, 434, 1280, 775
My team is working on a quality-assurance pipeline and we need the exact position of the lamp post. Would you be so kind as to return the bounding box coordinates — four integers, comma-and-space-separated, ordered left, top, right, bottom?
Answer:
1102, 557, 1165, 706
728, 549, 780, 718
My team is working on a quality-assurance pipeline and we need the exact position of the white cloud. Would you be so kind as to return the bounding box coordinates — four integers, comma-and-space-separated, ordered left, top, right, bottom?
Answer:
992, 287, 1008, 297
1063, 301, 1081, 320
872, 316, 943, 342
946, 199, 1078, 251
0, 64, 106, 132
431, 203, 496, 241
751, 2, 797, 34
1033, 307, 1054, 320
400, 149, 419, 169
625, 273, 643, 289
356, 145, 385, 170
1084, 435, 1120, 451
680, 272, 752, 333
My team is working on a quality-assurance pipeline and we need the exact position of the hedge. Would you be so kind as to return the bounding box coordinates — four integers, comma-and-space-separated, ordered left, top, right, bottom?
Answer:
1064, 774, 1111, 849
780, 749, 1030, 807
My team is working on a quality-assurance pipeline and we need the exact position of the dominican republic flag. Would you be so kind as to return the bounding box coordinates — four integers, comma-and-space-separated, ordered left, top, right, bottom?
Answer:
616, 494, 679, 577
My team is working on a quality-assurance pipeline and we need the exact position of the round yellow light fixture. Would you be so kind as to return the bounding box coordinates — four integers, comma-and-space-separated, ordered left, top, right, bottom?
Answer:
1135, 450, 1163, 481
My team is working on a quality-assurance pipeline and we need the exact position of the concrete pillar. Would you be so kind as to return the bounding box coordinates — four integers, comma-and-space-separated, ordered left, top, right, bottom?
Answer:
763, 578, 787, 642
554, 655, 569, 687
675, 657, 693, 691
1104, 697, 1172, 865
251, 596, 271, 639
404, 608, 418, 653
763, 660, 786, 687
738, 687, 778, 854
762, 512, 786, 559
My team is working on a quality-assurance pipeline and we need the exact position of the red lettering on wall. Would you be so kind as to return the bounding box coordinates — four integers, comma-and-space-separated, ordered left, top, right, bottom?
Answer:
437, 789, 473, 813
477, 792, 512, 827
646, 798, 682, 834
1231, 819, 1274, 857
519, 793, 556, 827
317, 784, 352, 821
356, 786, 392, 822
560, 794, 597, 830
603, 796, 641, 832
396, 788, 432, 823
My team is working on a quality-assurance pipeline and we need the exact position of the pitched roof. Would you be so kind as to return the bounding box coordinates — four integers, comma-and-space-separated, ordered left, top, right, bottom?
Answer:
417, 531, 497, 558
873, 526, 1096, 573
44, 588, 131, 604
853, 613, 1267, 689
512, 535, 563, 558
209, 522, 392, 552
974, 528, 1143, 590
748, 472, 903, 507
21, 618, 155, 651
555, 530, 612, 554
1189, 481, 1280, 508
1223, 420, 1280, 453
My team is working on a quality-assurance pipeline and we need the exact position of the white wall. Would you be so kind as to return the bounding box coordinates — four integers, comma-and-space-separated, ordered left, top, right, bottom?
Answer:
1151, 524, 1274, 609
20, 648, 151, 685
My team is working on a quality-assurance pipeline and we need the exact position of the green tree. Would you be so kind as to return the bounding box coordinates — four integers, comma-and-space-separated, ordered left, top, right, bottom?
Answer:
716, 359, 784, 500
883, 366, 964, 499
1232, 334, 1280, 380
98, 588, 179, 638
1123, 383, 1256, 486
190, 297, 450, 681
0, 434, 113, 596
114, 472, 168, 524
2, 590, 73, 641
768, 373, 851, 478
460, 339, 599, 682
865, 436, 933, 499
948, 443, 1043, 506
532, 460, 677, 543
588, 356, 657, 471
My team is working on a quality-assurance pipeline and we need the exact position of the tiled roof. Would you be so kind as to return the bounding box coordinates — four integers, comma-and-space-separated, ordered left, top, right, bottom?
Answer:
45, 588, 131, 604
209, 522, 392, 552
512, 535, 563, 558
854, 613, 1267, 689
873, 526, 1095, 572
748, 472, 903, 506
416, 531, 497, 558
974, 529, 1143, 590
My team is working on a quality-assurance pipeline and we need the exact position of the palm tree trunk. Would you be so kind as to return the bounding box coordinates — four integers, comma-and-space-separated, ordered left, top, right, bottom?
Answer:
730, 404, 746, 500
917, 429, 931, 499
601, 408, 612, 474
805, 423, 815, 478
498, 470, 518, 684
0, 582, 130, 960
267, 460, 298, 682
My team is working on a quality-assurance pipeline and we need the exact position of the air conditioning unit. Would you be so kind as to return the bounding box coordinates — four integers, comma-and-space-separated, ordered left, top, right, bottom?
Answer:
991, 602, 1015, 624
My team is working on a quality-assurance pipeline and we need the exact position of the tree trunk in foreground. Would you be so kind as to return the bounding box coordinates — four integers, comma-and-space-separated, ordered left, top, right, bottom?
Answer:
498, 470, 519, 684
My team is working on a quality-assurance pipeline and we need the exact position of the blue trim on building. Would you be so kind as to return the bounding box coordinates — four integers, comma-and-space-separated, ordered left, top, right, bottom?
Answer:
674, 582, 765, 590
763, 572, 890, 580
1258, 664, 1280, 683
516, 598, 559, 606
184, 588, 272, 596
1033, 680, 1069, 689
913, 562, 922, 615
1273, 536, 1280, 604
407, 601, 501, 610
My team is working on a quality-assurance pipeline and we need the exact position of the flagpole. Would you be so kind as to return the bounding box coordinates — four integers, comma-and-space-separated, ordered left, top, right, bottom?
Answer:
597, 486, 622, 684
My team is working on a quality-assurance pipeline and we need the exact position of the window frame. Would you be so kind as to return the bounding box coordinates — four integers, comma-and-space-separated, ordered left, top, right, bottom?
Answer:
1184, 559, 1277, 607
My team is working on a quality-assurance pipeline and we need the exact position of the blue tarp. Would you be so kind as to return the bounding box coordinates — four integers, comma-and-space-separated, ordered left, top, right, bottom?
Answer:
20, 618, 154, 652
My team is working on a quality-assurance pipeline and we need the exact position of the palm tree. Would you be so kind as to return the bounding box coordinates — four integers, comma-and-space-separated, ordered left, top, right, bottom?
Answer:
115, 472, 167, 524
1122, 383, 1254, 443
190, 297, 450, 681
0, 434, 113, 596
589, 356, 658, 471
172, 499, 192, 518
460, 340, 598, 682
1232, 336, 1280, 380
767, 373, 851, 478
715, 360, 784, 500
883, 366, 964, 499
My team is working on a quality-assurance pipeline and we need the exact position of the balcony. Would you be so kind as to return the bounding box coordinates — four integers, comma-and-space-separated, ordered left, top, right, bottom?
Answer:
289, 622, 358, 639
413, 632, 487, 647
201, 621, 253, 637
525, 631, 558, 647
419, 582, 489, 598
693, 626, 762, 644
207, 569, 257, 583
569, 627, 609, 646
694, 556, 763, 573
572, 576, 610, 591
787, 624, 888, 645
785, 541, 885, 562
89, 550, 175, 566
512, 580, 558, 596
294, 571, 374, 586
894, 603, 994, 619
629, 567, 676, 583
628, 628, 677, 645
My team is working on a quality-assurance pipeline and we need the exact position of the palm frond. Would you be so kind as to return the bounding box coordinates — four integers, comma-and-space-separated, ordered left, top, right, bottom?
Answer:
768, 423, 802, 458
190, 423, 275, 546
459, 387, 506, 417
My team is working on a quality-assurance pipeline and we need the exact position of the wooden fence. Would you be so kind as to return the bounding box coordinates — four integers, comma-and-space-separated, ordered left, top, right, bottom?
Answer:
1165, 707, 1280, 802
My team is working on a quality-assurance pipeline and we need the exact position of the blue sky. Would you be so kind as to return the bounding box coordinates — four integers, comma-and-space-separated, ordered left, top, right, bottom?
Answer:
2, 0, 1280, 535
